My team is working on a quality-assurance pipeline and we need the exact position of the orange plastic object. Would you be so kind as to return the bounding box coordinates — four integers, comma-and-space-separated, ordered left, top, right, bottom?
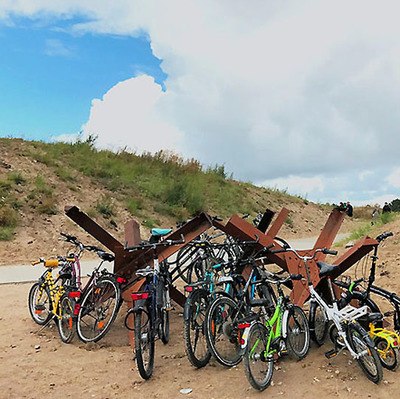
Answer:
44, 259, 59, 268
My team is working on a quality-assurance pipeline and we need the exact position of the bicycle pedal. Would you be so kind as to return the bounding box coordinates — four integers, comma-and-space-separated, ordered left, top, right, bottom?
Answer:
325, 349, 338, 359
166, 307, 174, 311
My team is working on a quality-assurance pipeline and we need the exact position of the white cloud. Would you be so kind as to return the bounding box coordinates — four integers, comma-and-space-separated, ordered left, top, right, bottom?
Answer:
2, 1, 400, 203
44, 39, 72, 57
259, 175, 324, 198
81, 75, 182, 154
386, 168, 400, 188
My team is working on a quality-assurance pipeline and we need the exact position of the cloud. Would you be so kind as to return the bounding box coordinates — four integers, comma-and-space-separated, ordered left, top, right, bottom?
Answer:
81, 75, 182, 154
44, 39, 73, 56
2, 1, 400, 205
386, 168, 400, 188
259, 175, 324, 198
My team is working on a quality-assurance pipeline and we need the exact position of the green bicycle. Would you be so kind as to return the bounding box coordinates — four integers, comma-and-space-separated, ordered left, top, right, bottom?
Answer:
239, 271, 310, 391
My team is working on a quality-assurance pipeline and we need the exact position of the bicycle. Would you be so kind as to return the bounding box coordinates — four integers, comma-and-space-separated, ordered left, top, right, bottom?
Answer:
277, 243, 383, 383
29, 256, 79, 343
332, 232, 399, 370
239, 270, 310, 391
124, 230, 185, 379
204, 243, 277, 368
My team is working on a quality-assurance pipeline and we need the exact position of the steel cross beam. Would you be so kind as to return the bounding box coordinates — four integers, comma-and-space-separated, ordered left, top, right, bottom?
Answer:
217, 207, 379, 306
64, 206, 212, 306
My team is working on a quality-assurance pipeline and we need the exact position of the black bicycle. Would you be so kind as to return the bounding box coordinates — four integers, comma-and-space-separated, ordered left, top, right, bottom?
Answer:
124, 230, 185, 379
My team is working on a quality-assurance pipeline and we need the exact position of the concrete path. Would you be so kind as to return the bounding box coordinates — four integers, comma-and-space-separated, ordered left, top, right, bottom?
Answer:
0, 233, 350, 284
0, 260, 113, 285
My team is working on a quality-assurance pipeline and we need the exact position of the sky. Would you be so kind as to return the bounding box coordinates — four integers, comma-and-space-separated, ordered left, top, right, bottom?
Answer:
0, 1, 399, 206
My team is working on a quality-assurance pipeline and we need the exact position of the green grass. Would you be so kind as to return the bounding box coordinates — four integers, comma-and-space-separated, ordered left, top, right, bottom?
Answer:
2, 138, 311, 227
337, 212, 397, 245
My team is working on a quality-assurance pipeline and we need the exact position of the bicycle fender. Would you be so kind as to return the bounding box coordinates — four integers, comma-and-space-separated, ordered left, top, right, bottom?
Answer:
183, 288, 208, 321
133, 298, 149, 312
281, 308, 291, 339
240, 325, 252, 349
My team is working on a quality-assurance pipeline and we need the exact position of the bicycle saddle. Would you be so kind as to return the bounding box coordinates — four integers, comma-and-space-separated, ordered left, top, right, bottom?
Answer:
98, 251, 115, 262
151, 228, 172, 237
357, 312, 383, 324
136, 267, 155, 277
316, 261, 340, 278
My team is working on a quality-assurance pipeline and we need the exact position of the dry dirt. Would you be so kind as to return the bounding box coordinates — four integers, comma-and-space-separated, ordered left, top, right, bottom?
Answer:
1, 220, 400, 398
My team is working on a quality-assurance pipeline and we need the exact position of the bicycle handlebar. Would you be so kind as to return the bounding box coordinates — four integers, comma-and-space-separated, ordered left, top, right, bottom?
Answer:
375, 232, 393, 243
124, 234, 185, 251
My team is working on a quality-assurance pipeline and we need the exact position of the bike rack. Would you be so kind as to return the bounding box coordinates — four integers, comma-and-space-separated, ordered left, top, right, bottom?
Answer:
214, 207, 379, 306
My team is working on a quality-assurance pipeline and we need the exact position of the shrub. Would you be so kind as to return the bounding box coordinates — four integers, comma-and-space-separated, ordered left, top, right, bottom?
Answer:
7, 171, 25, 185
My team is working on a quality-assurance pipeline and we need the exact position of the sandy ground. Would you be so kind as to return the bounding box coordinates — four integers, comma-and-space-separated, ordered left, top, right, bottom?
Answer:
1, 278, 400, 399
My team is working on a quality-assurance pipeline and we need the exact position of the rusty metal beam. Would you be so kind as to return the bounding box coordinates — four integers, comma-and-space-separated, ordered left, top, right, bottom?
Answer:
266, 208, 290, 239
65, 206, 123, 252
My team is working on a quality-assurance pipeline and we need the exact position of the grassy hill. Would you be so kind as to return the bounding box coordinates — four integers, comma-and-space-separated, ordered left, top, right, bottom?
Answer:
0, 137, 363, 264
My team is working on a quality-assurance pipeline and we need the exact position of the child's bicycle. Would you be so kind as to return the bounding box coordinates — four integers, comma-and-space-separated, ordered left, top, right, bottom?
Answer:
239, 269, 310, 391
28, 256, 79, 343
332, 232, 399, 370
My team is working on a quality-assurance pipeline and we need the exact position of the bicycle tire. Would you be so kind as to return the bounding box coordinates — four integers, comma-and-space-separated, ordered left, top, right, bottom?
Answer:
184, 289, 212, 368
76, 276, 120, 343
28, 282, 53, 325
243, 322, 273, 391
348, 322, 383, 383
309, 301, 328, 346
175, 245, 199, 284
135, 308, 155, 380
160, 308, 170, 344
285, 305, 310, 360
57, 293, 76, 344
205, 295, 244, 367
374, 336, 399, 371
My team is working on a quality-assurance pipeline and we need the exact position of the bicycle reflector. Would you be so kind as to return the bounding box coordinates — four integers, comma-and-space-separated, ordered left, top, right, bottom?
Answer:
117, 277, 126, 284
238, 323, 250, 329
68, 291, 81, 298
131, 293, 149, 301
74, 304, 81, 316
185, 286, 193, 292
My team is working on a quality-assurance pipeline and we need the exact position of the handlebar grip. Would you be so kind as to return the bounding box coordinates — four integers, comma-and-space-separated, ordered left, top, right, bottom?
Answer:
290, 273, 304, 281
322, 248, 338, 255
31, 260, 41, 266
270, 248, 287, 254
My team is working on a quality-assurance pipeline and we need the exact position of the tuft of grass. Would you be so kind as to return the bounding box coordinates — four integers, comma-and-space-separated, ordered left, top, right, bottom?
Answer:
285, 216, 294, 228
0, 204, 18, 241
96, 195, 115, 219
7, 171, 26, 185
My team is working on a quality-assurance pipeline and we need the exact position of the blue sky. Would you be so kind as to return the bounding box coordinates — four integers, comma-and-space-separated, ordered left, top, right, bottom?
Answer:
0, 17, 166, 139
0, 2, 399, 206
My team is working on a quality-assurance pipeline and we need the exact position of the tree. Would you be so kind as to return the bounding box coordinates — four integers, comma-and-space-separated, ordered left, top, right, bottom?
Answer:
389, 199, 400, 212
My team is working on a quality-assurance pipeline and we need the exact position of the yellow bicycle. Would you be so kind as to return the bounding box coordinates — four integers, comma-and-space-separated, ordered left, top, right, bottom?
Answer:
28, 257, 79, 343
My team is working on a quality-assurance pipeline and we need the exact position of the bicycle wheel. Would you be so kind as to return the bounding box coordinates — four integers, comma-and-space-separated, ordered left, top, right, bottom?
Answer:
347, 323, 383, 383
243, 322, 273, 391
205, 296, 244, 367
184, 289, 211, 368
160, 308, 170, 344
285, 305, 310, 360
309, 301, 328, 346
135, 308, 155, 380
375, 337, 399, 370
28, 283, 53, 325
77, 277, 120, 343
57, 293, 76, 344
175, 245, 199, 284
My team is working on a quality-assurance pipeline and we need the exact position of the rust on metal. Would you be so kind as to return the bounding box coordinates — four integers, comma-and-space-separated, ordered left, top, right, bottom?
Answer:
265, 208, 290, 239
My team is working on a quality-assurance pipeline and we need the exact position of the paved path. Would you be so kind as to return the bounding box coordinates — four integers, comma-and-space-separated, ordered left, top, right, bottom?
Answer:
0, 260, 113, 285
0, 233, 349, 284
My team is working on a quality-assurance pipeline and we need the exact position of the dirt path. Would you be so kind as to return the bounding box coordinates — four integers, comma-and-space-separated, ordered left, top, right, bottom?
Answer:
1, 282, 400, 399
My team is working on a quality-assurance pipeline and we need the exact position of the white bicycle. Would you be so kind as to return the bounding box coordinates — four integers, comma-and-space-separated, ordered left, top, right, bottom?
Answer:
272, 242, 383, 384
